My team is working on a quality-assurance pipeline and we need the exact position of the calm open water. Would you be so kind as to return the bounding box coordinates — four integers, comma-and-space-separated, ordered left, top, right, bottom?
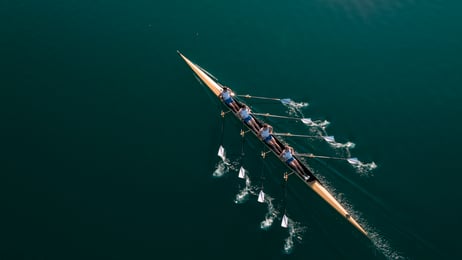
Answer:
1, 0, 462, 259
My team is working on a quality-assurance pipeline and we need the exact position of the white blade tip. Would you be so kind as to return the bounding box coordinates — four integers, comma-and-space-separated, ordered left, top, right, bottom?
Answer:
257, 190, 265, 203
323, 136, 335, 143
347, 158, 360, 165
281, 215, 289, 228
218, 145, 225, 157
238, 167, 246, 179
301, 118, 313, 125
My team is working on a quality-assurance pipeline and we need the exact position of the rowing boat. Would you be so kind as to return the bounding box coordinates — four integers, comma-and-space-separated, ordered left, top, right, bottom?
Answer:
177, 51, 368, 237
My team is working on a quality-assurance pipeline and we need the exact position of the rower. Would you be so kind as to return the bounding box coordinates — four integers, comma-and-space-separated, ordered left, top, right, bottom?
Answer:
219, 86, 240, 112
238, 105, 260, 133
259, 123, 282, 153
279, 145, 307, 176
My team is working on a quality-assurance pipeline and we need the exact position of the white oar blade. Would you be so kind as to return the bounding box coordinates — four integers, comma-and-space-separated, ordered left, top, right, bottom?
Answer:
301, 118, 313, 125
218, 145, 225, 160
281, 214, 289, 228
280, 98, 292, 105
257, 190, 265, 203
347, 157, 360, 165
238, 166, 246, 179
323, 136, 335, 143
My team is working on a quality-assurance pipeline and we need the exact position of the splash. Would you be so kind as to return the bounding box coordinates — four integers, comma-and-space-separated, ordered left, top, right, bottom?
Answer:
283, 100, 309, 117
351, 161, 378, 175
282, 217, 307, 254
213, 146, 239, 177
328, 140, 357, 158
280, 96, 378, 176
234, 174, 255, 204
259, 194, 279, 230
213, 161, 229, 178
302, 119, 331, 131
329, 140, 356, 150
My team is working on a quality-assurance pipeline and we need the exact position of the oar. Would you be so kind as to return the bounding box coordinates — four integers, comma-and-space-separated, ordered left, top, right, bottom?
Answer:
237, 94, 292, 105
274, 133, 335, 142
253, 113, 313, 124
295, 153, 360, 165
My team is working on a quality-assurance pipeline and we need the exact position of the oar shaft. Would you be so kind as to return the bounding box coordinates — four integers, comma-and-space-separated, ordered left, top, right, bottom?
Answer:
296, 153, 347, 160
274, 133, 319, 138
253, 113, 299, 120
237, 94, 281, 101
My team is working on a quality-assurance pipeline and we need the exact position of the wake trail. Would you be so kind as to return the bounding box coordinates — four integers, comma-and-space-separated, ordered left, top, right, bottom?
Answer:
367, 228, 406, 259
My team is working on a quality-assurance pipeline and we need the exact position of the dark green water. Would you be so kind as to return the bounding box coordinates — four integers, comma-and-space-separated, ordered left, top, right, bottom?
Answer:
2, 0, 462, 259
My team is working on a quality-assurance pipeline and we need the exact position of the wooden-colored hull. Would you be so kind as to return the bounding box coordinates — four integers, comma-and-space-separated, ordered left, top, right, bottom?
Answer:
178, 51, 368, 237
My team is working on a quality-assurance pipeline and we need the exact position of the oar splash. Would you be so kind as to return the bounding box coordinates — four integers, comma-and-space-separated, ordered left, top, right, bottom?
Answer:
295, 153, 377, 173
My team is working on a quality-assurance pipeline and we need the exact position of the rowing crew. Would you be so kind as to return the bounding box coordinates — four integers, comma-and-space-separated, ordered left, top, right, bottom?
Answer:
220, 87, 309, 180
220, 87, 281, 150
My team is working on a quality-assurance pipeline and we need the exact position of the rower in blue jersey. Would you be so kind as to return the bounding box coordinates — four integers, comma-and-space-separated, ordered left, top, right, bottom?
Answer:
219, 87, 240, 112
259, 124, 282, 153
279, 145, 307, 176
238, 105, 260, 132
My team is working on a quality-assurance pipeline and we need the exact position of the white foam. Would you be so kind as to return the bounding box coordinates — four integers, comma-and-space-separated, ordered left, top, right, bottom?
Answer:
352, 161, 378, 176
259, 194, 279, 230
283, 100, 309, 117
213, 146, 240, 177
234, 175, 255, 204
367, 229, 406, 259
282, 217, 307, 254
212, 161, 228, 178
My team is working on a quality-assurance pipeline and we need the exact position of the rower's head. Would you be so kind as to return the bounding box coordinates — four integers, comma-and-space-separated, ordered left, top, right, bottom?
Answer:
263, 123, 269, 128
222, 87, 229, 92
